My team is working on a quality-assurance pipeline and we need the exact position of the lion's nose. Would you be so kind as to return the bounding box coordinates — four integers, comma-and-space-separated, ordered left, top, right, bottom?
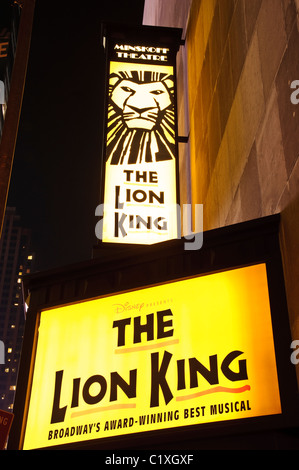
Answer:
127, 105, 155, 114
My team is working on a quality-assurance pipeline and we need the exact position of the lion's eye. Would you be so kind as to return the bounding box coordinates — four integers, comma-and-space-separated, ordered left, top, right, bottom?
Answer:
150, 90, 164, 95
121, 86, 134, 93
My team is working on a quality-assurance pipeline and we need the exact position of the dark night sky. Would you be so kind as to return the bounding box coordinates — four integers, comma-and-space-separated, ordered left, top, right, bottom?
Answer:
7, 0, 145, 272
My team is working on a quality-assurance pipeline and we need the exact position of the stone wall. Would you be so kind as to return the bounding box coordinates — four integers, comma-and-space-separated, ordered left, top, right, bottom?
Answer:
143, 0, 193, 210
144, 0, 299, 384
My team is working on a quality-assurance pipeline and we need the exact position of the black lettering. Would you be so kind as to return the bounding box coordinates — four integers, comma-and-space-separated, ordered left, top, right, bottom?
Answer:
157, 309, 173, 338
110, 369, 137, 401
123, 170, 133, 181
154, 217, 167, 231
113, 317, 131, 346
114, 212, 127, 238
221, 350, 248, 381
177, 359, 186, 390
136, 171, 147, 182
189, 355, 219, 387
133, 190, 147, 203
136, 215, 151, 229
134, 313, 154, 343
149, 171, 158, 183
71, 377, 80, 408
149, 190, 164, 204
115, 185, 124, 209
150, 351, 173, 407
51, 370, 67, 424
82, 375, 107, 404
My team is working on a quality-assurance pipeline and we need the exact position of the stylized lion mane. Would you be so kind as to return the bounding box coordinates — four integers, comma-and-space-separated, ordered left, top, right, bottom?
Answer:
106, 70, 176, 165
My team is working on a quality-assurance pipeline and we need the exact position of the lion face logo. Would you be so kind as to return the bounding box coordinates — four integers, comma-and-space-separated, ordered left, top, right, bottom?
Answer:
106, 70, 176, 165
111, 79, 172, 131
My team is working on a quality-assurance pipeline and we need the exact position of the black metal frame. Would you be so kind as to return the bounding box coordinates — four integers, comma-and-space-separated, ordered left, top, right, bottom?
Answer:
7, 214, 299, 449
96, 23, 182, 248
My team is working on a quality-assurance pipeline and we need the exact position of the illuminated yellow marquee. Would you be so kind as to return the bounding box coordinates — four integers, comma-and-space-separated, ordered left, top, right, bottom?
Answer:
22, 264, 281, 449
102, 57, 178, 245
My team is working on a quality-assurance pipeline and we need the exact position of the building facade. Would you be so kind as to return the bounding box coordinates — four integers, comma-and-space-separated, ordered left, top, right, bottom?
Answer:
143, 0, 299, 387
0, 1, 21, 140
0, 207, 33, 412
0, 0, 35, 238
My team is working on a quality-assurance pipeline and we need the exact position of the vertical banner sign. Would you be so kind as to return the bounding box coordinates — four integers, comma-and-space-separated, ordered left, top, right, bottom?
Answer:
0, 30, 9, 93
102, 26, 181, 245
0, 16, 10, 79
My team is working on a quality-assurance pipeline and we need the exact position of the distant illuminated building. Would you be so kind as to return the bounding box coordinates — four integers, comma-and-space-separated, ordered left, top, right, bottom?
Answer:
0, 1, 21, 142
0, 207, 34, 411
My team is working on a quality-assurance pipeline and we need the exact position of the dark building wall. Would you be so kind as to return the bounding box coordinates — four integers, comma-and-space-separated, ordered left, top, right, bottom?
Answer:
143, 0, 299, 386
0, 0, 35, 238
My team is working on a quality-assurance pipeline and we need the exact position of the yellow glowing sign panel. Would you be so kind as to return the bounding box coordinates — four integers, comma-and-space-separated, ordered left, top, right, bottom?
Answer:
102, 60, 178, 244
22, 264, 281, 449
